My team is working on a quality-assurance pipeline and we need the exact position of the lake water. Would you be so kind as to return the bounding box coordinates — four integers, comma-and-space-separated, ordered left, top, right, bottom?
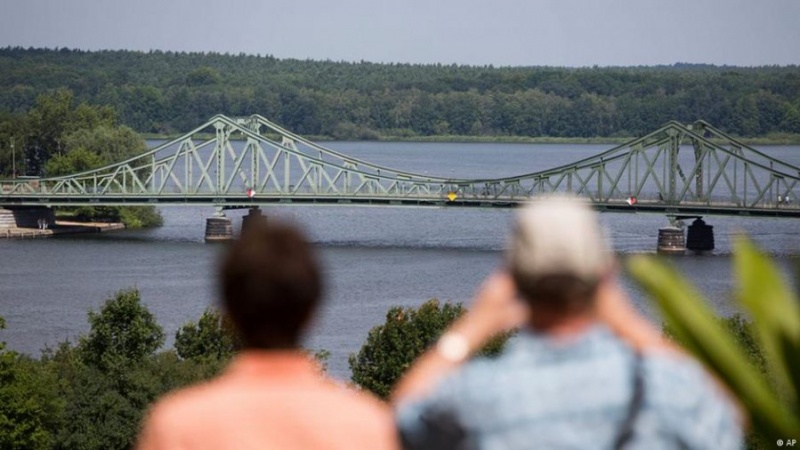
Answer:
1, 142, 799, 379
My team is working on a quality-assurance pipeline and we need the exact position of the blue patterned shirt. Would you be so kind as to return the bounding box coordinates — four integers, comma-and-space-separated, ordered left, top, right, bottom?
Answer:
396, 325, 742, 450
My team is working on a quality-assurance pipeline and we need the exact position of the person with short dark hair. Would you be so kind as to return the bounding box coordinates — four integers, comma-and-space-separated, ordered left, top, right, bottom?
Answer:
220, 223, 322, 350
393, 196, 742, 449
137, 220, 397, 450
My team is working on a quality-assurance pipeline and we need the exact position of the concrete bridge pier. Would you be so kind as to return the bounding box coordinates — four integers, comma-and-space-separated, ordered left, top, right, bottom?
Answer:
657, 216, 715, 254
657, 226, 685, 254
686, 218, 714, 253
241, 207, 266, 235
0, 206, 56, 229
204, 208, 233, 243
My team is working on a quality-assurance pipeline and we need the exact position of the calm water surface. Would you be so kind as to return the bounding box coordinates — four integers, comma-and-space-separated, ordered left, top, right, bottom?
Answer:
1, 142, 799, 379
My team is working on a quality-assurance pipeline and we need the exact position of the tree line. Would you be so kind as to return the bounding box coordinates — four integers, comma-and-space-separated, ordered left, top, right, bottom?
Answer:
0, 289, 503, 449
1, 47, 799, 140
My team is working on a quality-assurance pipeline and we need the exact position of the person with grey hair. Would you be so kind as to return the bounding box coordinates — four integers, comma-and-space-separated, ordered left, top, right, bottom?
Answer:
393, 196, 742, 449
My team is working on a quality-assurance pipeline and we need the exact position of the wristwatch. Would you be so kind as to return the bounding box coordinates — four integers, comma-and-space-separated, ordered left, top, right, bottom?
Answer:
436, 332, 470, 363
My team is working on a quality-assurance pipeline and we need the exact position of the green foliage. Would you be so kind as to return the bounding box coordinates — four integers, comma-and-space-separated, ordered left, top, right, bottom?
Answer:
43, 342, 214, 450
15, 90, 163, 228
312, 349, 331, 373
78, 288, 165, 371
663, 314, 768, 377
331, 122, 381, 140
44, 147, 105, 177
47, 348, 136, 450
0, 318, 62, 450
175, 307, 240, 362
2, 48, 800, 140
664, 314, 772, 448
66, 205, 122, 223
628, 237, 800, 441
734, 240, 800, 402
117, 206, 163, 229
349, 299, 510, 398
24, 89, 74, 175
0, 355, 62, 450
186, 66, 222, 86
62, 124, 146, 165
1, 295, 241, 449
21, 89, 116, 176
0, 112, 27, 177
59, 205, 162, 228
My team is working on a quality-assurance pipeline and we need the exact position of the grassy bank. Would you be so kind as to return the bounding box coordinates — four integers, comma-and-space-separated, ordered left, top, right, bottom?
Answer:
55, 206, 163, 229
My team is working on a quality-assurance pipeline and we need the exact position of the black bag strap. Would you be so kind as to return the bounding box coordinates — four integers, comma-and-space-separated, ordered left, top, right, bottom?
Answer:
613, 352, 645, 450
404, 406, 470, 450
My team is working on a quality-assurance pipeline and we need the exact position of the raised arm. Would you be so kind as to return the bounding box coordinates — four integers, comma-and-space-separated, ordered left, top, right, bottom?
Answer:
391, 272, 529, 405
594, 275, 676, 353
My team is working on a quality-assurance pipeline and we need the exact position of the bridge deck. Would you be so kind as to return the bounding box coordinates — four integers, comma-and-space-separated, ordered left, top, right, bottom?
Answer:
3, 194, 799, 218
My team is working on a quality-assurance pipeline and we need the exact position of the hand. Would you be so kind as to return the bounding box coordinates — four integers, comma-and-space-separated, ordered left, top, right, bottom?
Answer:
595, 276, 673, 352
451, 272, 529, 352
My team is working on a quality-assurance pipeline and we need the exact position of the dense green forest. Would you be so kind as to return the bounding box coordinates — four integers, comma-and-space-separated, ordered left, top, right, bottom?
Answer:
1, 47, 799, 141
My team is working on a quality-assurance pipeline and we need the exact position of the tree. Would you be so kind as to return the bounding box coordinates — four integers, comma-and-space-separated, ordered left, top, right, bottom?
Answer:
349, 299, 510, 399
186, 66, 222, 87
37, 297, 216, 450
78, 288, 164, 371
175, 308, 240, 362
35, 105, 163, 228
0, 317, 62, 450
46, 344, 214, 450
0, 357, 61, 450
0, 112, 28, 177
22, 90, 115, 176
45, 341, 146, 450
44, 147, 105, 177
24, 89, 73, 175
62, 124, 146, 166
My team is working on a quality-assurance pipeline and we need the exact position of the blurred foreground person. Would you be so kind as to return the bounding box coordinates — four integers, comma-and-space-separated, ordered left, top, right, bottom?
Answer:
137, 220, 397, 450
394, 197, 742, 449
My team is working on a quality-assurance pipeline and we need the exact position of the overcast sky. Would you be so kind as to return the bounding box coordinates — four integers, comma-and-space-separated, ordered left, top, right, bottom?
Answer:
0, 0, 798, 67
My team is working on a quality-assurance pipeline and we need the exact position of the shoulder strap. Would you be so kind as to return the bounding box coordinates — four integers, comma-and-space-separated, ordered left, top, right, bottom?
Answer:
613, 352, 645, 450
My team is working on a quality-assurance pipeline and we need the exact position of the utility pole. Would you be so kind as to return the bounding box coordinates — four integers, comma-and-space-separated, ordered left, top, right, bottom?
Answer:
10, 137, 15, 178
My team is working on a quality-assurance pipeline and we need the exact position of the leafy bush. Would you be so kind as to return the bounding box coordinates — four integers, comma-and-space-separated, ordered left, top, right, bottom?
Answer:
117, 206, 163, 228
349, 299, 510, 398
175, 308, 240, 362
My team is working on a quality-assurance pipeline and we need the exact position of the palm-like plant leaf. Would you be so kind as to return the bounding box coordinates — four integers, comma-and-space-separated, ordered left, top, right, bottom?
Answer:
733, 237, 800, 406
627, 254, 800, 438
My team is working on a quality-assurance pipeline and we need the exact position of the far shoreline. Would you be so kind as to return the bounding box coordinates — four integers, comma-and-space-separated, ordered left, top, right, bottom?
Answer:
142, 132, 800, 146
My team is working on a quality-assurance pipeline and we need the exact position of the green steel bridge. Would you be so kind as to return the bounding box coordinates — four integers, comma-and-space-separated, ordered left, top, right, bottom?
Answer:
1, 114, 799, 218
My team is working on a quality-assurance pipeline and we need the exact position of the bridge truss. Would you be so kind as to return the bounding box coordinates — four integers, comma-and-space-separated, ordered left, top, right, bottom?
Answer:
1, 115, 799, 217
